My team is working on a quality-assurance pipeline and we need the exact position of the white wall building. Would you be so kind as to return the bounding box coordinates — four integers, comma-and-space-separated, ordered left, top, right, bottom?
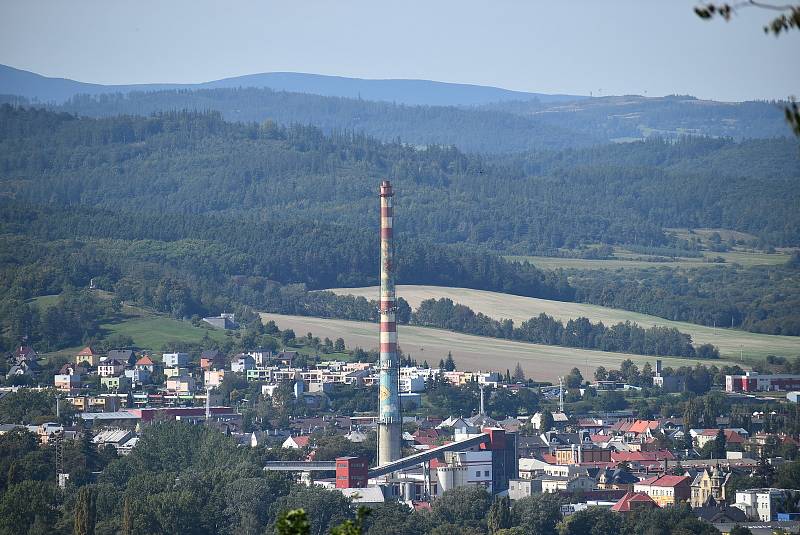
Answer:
436, 450, 493, 493
734, 488, 794, 521
163, 352, 189, 368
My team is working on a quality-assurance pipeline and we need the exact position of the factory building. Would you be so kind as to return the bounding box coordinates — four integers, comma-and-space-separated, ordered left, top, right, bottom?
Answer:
726, 372, 800, 393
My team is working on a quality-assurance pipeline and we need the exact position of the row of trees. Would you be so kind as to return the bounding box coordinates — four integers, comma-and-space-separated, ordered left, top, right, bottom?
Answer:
412, 298, 720, 358
571, 263, 800, 336
1, 288, 117, 353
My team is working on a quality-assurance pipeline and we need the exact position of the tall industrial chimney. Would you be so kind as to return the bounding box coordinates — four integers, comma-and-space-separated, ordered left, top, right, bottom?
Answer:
378, 180, 401, 465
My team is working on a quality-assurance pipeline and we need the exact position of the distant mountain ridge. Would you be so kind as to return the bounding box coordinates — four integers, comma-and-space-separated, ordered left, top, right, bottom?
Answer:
0, 64, 791, 151
0, 63, 583, 106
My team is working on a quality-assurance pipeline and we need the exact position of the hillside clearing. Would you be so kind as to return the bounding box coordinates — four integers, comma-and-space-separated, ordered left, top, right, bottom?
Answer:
259, 313, 740, 383
99, 312, 229, 353
328, 286, 800, 361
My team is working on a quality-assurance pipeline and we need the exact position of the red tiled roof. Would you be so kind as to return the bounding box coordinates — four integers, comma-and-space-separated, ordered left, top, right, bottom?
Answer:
77, 346, 98, 356
414, 436, 438, 447
414, 429, 440, 439
779, 435, 800, 446
16, 346, 36, 358
612, 450, 675, 463
636, 474, 689, 487
611, 419, 636, 432
292, 436, 311, 447
628, 420, 660, 434
429, 458, 445, 470
611, 491, 658, 512
578, 419, 605, 427
136, 356, 154, 365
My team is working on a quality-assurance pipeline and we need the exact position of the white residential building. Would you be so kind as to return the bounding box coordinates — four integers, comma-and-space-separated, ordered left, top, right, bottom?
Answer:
162, 352, 189, 368
733, 488, 797, 521
97, 360, 125, 378
54, 374, 81, 392
231, 355, 255, 373
400, 375, 425, 393
540, 473, 596, 494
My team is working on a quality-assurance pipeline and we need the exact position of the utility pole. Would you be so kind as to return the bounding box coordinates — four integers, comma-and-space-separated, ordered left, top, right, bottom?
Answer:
53, 430, 66, 488
205, 386, 212, 422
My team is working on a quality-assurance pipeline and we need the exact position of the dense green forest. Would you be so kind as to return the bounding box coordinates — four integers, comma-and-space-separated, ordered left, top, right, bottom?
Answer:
1, 105, 799, 346
4, 86, 791, 153
50, 89, 598, 153
570, 262, 800, 335
0, 205, 569, 351
1, 105, 798, 250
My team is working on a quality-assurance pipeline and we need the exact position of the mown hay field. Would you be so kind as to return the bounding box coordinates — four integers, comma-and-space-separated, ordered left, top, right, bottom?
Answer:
260, 312, 742, 383
328, 285, 800, 361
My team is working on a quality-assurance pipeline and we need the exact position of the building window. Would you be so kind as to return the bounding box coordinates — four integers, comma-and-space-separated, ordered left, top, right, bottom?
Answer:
476, 471, 481, 477
485, 471, 490, 477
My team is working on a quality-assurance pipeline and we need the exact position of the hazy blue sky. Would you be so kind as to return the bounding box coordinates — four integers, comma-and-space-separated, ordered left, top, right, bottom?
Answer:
1, 0, 798, 101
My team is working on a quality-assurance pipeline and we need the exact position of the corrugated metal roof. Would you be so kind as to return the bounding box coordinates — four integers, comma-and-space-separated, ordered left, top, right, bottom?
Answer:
92, 429, 132, 444
80, 411, 139, 420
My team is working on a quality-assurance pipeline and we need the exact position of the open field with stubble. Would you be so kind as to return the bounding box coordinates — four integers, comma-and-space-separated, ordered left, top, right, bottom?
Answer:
328, 285, 800, 361
260, 312, 743, 383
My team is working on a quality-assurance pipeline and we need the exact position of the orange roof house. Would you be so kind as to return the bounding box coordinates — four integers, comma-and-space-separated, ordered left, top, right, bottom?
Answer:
611, 491, 659, 513
628, 420, 660, 435
282, 435, 311, 449
75, 346, 100, 366
135, 356, 155, 371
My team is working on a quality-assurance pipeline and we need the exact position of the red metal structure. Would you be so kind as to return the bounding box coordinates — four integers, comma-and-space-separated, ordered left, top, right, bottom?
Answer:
336, 456, 369, 488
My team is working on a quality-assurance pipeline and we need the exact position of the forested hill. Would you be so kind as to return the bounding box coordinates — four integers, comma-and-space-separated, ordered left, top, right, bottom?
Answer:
5, 86, 791, 153
49, 88, 599, 153
483, 94, 792, 143
0, 63, 579, 106
1, 105, 798, 250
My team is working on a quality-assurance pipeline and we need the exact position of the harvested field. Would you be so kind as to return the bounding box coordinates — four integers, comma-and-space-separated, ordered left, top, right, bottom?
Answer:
260, 312, 741, 383
328, 285, 800, 361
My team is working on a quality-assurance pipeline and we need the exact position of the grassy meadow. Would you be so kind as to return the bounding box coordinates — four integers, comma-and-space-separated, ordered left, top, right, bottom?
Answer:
28, 294, 230, 360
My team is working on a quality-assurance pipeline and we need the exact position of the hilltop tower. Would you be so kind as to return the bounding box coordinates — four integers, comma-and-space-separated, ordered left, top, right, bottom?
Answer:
378, 180, 402, 465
